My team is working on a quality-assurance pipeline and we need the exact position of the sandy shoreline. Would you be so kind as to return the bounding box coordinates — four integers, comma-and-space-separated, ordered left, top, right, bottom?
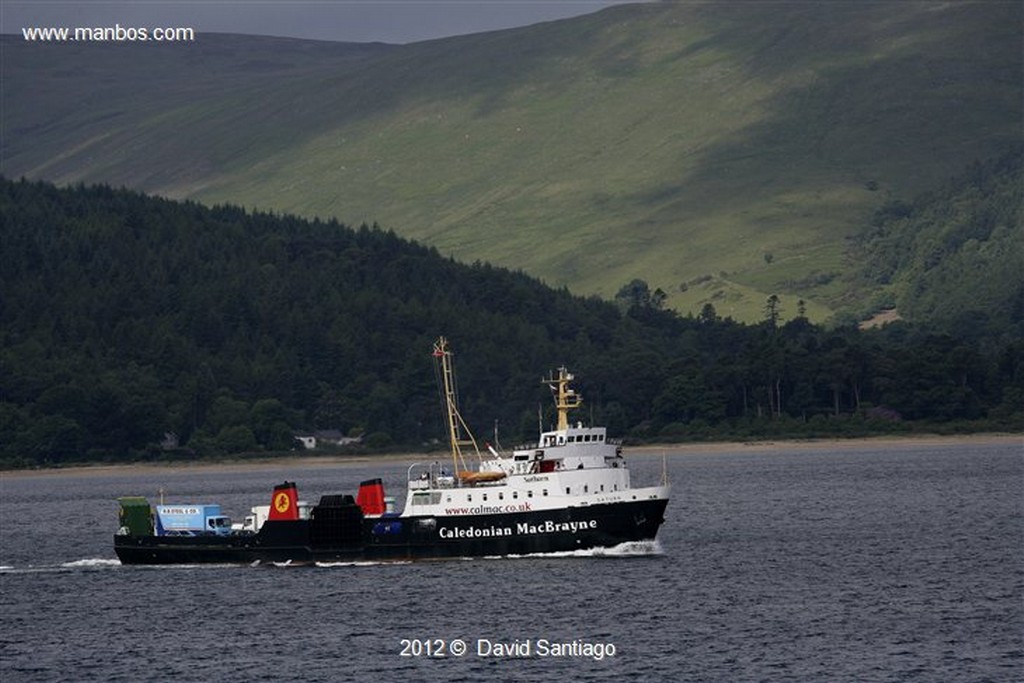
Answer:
2, 433, 1019, 479
630, 433, 1022, 455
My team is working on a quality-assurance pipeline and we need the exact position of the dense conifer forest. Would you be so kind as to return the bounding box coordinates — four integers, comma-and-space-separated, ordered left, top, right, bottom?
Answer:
1, 177, 1020, 468
853, 147, 1023, 334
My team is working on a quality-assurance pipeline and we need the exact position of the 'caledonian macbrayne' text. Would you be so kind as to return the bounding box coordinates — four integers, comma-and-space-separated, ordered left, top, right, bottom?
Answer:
439, 519, 598, 539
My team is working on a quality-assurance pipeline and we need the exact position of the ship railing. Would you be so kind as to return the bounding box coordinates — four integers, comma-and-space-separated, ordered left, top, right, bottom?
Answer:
408, 461, 457, 489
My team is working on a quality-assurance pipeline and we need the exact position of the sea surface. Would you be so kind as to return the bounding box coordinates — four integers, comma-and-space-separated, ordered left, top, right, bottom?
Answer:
1, 440, 1021, 682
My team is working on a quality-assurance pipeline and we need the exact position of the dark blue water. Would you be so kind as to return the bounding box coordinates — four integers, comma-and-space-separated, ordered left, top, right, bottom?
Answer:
2, 441, 1022, 682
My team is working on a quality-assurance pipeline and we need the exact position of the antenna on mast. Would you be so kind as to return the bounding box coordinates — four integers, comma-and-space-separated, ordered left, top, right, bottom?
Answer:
545, 366, 583, 431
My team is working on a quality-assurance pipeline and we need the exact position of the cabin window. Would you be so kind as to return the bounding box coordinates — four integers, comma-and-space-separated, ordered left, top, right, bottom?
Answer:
565, 487, 571, 495
584, 485, 588, 493
527, 491, 533, 498
498, 492, 504, 500
599, 435, 604, 441
513, 491, 518, 499
600, 485, 604, 492
543, 489, 548, 496
411, 492, 441, 506
467, 494, 472, 502
482, 493, 488, 501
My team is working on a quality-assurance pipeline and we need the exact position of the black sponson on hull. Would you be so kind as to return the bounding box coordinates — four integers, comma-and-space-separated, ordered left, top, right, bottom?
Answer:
114, 498, 667, 565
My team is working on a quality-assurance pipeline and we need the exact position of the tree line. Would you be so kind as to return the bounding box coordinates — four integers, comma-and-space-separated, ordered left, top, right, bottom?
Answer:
1, 177, 1020, 468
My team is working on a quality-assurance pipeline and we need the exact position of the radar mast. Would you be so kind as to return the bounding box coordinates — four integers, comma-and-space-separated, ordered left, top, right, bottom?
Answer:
546, 367, 583, 431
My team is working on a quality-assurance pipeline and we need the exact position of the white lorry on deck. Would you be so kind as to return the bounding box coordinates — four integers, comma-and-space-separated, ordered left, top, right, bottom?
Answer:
155, 504, 232, 536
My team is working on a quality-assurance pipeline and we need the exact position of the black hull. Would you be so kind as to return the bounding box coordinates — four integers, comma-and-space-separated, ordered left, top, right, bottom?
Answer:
114, 498, 668, 565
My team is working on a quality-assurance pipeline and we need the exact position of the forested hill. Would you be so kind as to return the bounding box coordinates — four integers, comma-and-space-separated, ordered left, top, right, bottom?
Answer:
853, 147, 1023, 335
4, 1, 1021, 323
1, 178, 1021, 467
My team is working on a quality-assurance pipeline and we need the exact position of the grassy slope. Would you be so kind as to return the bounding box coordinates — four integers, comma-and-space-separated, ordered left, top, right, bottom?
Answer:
3, 2, 1020, 322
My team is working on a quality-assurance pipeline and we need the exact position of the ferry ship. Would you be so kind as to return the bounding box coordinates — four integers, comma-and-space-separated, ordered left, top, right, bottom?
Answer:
113, 338, 670, 564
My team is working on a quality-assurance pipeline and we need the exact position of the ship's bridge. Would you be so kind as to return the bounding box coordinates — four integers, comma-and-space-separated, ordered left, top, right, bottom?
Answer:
540, 423, 609, 448
495, 421, 623, 475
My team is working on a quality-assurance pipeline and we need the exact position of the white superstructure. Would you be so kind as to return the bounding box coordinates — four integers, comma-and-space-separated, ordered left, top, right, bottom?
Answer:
398, 340, 669, 518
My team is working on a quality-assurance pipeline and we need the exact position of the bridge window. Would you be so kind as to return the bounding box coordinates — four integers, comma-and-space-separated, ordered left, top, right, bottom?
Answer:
411, 492, 441, 506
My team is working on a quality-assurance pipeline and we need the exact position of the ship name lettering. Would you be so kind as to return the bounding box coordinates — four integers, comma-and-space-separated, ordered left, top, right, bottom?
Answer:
516, 519, 597, 535
438, 525, 513, 539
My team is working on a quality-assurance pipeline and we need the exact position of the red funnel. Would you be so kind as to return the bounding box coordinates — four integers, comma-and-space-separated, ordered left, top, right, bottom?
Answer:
356, 478, 386, 516
268, 481, 299, 521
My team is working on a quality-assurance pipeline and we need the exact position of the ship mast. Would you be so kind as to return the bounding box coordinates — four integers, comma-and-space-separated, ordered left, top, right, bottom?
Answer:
545, 366, 583, 431
432, 337, 480, 475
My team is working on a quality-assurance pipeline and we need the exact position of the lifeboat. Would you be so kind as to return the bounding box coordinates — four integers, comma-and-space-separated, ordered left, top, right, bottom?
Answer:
458, 470, 507, 484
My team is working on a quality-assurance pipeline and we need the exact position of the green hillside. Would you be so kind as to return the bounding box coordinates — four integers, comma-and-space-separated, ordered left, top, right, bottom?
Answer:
3, 2, 1021, 322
